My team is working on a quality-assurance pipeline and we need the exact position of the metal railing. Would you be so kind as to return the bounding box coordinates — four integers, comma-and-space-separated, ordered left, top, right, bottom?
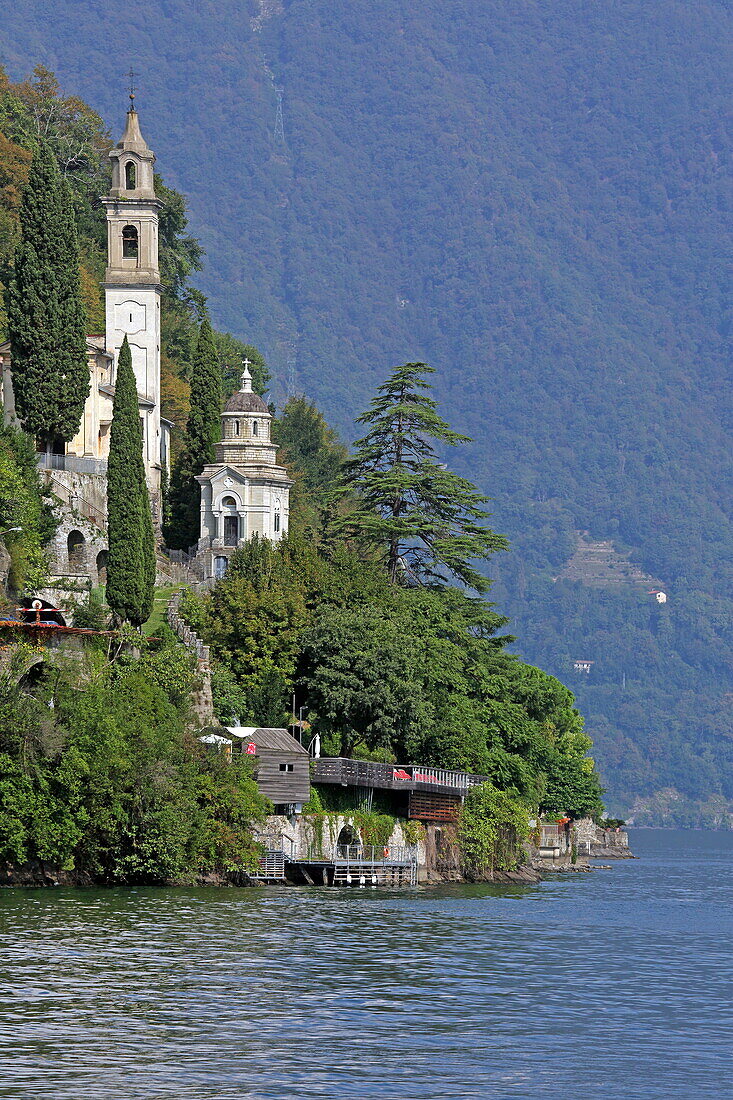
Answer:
539, 824, 571, 851
311, 757, 491, 794
37, 452, 106, 476
309, 844, 417, 865
251, 848, 286, 878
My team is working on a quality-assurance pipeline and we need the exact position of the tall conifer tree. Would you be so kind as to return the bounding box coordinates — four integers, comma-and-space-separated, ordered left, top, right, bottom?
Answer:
5, 140, 89, 446
106, 336, 155, 627
336, 362, 508, 592
164, 315, 222, 549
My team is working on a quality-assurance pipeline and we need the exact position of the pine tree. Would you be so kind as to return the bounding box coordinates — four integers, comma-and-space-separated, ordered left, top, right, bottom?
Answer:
106, 336, 155, 627
336, 362, 508, 593
5, 140, 89, 446
164, 315, 222, 549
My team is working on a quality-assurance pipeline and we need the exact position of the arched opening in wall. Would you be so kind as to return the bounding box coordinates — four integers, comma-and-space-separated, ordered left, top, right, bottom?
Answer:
17, 658, 46, 693
221, 495, 239, 546
96, 549, 108, 585
273, 509, 281, 534
125, 161, 137, 189
214, 555, 228, 580
67, 531, 86, 572
235, 420, 240, 436
336, 825, 361, 858
252, 420, 259, 437
122, 224, 139, 259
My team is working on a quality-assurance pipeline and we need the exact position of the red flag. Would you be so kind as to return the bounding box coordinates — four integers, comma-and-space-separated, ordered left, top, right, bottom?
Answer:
246, 742, 257, 754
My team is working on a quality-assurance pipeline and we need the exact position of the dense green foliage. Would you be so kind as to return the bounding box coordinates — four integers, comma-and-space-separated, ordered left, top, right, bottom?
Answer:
182, 382, 604, 830
337, 363, 508, 591
5, 139, 88, 443
458, 784, 531, 878
106, 336, 156, 627
0, 425, 53, 592
165, 315, 222, 549
0, 640, 268, 881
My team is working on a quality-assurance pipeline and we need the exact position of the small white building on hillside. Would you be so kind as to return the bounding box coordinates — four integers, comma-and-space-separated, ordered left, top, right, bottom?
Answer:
194, 363, 292, 579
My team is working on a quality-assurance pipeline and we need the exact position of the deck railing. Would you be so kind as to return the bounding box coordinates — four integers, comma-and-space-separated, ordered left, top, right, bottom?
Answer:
311, 757, 490, 794
320, 844, 417, 865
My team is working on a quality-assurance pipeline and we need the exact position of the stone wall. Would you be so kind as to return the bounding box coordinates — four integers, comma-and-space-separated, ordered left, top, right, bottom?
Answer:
166, 589, 213, 725
255, 813, 426, 867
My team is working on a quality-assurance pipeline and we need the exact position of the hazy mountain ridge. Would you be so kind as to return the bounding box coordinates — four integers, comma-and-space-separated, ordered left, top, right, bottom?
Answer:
0, 0, 731, 820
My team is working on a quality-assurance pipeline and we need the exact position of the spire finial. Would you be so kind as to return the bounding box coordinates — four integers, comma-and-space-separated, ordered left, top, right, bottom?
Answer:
128, 68, 137, 110
241, 357, 253, 392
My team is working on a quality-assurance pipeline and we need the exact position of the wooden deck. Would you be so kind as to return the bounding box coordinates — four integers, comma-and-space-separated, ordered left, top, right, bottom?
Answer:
312, 757, 489, 798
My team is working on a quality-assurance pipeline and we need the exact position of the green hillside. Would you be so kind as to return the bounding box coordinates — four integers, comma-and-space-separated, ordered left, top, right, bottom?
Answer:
0, 1, 731, 822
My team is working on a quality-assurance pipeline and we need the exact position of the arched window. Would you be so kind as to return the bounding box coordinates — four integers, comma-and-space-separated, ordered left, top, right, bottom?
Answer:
252, 420, 259, 437
67, 531, 86, 571
235, 420, 240, 436
122, 224, 139, 259
96, 549, 108, 585
273, 510, 281, 534
125, 161, 137, 189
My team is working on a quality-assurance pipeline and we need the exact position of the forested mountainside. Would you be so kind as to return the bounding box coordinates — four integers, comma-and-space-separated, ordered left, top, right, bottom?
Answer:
0, 1, 731, 822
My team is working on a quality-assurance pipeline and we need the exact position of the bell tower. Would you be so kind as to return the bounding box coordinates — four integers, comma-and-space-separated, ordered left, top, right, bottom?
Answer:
102, 92, 163, 515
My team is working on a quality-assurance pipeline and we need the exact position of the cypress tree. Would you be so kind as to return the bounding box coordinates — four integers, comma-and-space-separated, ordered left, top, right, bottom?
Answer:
106, 336, 156, 627
5, 140, 89, 447
164, 316, 222, 549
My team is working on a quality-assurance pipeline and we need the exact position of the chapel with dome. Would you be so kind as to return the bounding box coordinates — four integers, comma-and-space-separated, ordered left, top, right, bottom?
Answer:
194, 360, 292, 580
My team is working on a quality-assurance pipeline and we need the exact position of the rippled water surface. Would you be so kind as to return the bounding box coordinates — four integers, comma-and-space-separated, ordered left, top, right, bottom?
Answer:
1, 829, 731, 1098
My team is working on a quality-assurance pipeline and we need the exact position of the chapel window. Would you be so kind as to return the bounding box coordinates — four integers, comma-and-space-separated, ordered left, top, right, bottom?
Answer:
122, 224, 139, 259
125, 161, 137, 189
274, 511, 281, 534
235, 420, 240, 436
252, 420, 259, 437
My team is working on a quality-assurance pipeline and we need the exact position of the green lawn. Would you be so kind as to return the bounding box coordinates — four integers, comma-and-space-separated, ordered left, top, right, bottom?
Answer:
143, 586, 179, 637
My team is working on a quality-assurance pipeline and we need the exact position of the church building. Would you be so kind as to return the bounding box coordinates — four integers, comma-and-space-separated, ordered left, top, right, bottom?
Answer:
1, 99, 290, 595
194, 362, 292, 580
1, 101, 170, 526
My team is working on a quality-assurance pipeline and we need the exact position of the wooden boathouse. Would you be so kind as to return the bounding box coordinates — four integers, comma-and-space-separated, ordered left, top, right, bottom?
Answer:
225, 726, 310, 814
249, 756, 494, 886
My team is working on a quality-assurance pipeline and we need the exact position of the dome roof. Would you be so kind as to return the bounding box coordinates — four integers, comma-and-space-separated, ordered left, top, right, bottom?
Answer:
224, 390, 269, 414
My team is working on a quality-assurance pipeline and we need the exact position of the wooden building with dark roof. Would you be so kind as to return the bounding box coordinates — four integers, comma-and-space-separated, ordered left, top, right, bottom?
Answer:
226, 726, 310, 813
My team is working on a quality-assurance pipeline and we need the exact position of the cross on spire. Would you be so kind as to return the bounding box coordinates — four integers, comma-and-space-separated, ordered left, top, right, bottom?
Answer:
128, 68, 137, 109
241, 357, 253, 392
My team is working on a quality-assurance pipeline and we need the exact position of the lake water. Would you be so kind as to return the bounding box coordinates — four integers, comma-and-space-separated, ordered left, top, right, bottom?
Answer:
0, 829, 731, 1099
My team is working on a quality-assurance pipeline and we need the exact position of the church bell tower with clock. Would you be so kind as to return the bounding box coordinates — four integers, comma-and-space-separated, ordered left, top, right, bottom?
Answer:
102, 92, 164, 516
